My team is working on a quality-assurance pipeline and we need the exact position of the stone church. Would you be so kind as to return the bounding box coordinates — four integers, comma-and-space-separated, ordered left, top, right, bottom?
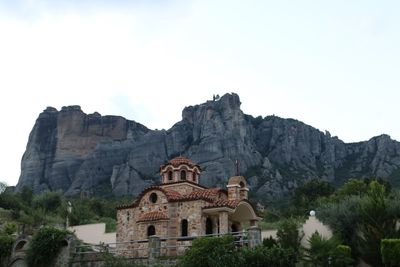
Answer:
116, 156, 261, 256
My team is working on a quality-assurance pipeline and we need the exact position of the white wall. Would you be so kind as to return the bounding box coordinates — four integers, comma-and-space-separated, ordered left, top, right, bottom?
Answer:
68, 223, 116, 245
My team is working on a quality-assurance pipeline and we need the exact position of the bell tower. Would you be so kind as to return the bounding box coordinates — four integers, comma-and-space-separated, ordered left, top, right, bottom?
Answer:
160, 156, 201, 184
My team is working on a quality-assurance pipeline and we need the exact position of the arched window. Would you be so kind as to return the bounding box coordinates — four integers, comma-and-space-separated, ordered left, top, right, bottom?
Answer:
149, 193, 158, 203
168, 171, 173, 181
181, 170, 186, 180
147, 225, 156, 237
206, 218, 213, 235
239, 181, 245, 188
181, 219, 188, 237
192, 172, 196, 182
15, 241, 27, 252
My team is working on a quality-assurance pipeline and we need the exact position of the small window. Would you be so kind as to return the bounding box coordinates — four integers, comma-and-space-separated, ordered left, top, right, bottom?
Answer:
147, 225, 155, 237
206, 217, 213, 235
149, 192, 158, 203
181, 219, 188, 237
239, 181, 245, 188
192, 172, 196, 182
231, 223, 238, 233
181, 170, 186, 180
168, 171, 173, 181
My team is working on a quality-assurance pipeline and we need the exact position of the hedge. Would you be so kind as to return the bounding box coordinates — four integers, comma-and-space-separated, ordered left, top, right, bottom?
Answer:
381, 239, 400, 267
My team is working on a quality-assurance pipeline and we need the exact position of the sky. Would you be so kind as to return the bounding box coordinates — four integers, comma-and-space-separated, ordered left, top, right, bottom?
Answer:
0, 0, 399, 186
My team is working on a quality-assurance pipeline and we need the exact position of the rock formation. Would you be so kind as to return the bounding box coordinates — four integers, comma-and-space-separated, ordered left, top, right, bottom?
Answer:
16, 93, 400, 199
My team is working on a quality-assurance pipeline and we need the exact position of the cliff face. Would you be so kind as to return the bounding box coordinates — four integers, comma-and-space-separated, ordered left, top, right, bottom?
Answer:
16, 94, 400, 198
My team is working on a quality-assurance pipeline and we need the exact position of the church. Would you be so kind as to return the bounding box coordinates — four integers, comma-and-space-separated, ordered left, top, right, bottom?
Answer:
116, 156, 261, 256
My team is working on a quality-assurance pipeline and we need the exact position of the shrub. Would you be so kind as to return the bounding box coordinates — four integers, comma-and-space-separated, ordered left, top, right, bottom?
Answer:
334, 245, 353, 267
102, 253, 145, 267
381, 239, 400, 267
26, 227, 70, 267
262, 236, 277, 248
240, 245, 296, 267
178, 235, 239, 267
0, 234, 14, 267
303, 232, 353, 267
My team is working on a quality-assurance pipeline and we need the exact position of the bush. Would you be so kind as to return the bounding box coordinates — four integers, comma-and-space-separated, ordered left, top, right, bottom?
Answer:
262, 236, 277, 248
240, 245, 296, 267
303, 232, 353, 267
178, 235, 239, 267
381, 239, 400, 267
102, 253, 145, 267
0, 234, 14, 267
335, 245, 353, 267
26, 227, 70, 267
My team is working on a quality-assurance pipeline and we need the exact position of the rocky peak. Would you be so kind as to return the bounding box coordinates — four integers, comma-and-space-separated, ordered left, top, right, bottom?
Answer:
16, 94, 400, 198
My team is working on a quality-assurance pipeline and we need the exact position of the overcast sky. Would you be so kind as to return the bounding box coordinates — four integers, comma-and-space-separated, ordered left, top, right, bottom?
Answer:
1, 0, 399, 186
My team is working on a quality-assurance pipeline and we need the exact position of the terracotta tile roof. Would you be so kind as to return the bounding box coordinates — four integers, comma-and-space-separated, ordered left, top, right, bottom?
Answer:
116, 185, 228, 210
169, 156, 194, 166
163, 189, 182, 200
116, 186, 183, 209
185, 188, 222, 201
137, 211, 169, 222
204, 199, 241, 209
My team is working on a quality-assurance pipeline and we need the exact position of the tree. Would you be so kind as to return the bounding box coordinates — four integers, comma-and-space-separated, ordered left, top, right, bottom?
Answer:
356, 181, 400, 266
0, 182, 7, 194
293, 179, 335, 214
318, 181, 400, 266
276, 218, 303, 261
335, 178, 368, 197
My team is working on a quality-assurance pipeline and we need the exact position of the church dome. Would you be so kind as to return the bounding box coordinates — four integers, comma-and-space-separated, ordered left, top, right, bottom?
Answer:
160, 156, 201, 184
168, 156, 196, 167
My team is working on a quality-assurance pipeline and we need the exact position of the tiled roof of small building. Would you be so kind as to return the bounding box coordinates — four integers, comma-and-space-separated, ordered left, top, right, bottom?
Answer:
116, 184, 228, 210
163, 189, 182, 200
116, 186, 183, 209
184, 188, 224, 201
137, 211, 169, 222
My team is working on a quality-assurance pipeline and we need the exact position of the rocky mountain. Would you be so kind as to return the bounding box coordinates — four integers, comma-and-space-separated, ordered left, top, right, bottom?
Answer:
16, 93, 400, 199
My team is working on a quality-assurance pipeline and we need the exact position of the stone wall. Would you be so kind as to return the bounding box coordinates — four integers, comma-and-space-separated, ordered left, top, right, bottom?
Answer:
175, 200, 207, 236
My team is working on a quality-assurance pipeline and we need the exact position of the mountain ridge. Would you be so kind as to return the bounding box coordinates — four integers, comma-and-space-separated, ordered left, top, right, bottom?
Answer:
16, 93, 400, 199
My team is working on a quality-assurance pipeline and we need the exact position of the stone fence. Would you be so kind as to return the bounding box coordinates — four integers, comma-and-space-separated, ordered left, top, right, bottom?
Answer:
7, 227, 262, 267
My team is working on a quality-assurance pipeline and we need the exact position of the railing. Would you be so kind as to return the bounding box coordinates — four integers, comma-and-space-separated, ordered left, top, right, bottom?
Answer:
73, 228, 262, 260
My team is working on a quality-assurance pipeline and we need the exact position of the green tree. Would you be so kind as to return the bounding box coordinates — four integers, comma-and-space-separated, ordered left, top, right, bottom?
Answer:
276, 218, 303, 261
32, 191, 63, 213
26, 227, 70, 267
0, 182, 7, 194
318, 181, 400, 266
356, 181, 400, 266
294, 179, 335, 214
335, 178, 368, 197
19, 186, 33, 206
